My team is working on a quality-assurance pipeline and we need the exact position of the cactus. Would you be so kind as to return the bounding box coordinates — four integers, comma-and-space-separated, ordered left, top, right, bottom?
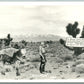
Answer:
80, 26, 84, 38
60, 21, 82, 56
6, 34, 13, 46
66, 21, 80, 38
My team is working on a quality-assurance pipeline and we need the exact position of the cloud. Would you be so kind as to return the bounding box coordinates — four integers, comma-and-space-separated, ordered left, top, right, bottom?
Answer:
0, 5, 84, 37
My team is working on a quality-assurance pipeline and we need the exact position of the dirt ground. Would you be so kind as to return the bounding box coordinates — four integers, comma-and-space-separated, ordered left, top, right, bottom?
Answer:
0, 41, 84, 80
0, 60, 83, 80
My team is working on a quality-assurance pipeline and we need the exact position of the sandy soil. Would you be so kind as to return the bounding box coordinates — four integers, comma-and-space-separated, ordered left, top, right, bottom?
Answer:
0, 58, 83, 80
0, 41, 84, 80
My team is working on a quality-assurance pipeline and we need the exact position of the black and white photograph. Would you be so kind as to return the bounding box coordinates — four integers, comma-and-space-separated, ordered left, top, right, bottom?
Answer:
0, 2, 84, 81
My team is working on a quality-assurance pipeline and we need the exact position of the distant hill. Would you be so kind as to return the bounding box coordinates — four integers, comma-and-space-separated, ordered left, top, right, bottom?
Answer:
12, 34, 61, 42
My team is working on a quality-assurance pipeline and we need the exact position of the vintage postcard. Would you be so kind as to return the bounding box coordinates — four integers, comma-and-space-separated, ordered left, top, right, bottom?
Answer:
0, 1, 84, 82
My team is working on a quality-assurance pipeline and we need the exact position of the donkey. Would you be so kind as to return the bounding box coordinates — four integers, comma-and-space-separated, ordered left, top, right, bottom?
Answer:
0, 48, 26, 76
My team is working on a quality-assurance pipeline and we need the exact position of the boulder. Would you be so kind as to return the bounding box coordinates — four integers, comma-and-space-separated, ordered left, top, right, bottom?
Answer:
75, 59, 84, 65
77, 53, 84, 59
75, 64, 84, 73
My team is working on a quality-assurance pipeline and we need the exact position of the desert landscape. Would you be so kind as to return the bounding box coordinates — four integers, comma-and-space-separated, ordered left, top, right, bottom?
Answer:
0, 35, 84, 80
0, 4, 84, 80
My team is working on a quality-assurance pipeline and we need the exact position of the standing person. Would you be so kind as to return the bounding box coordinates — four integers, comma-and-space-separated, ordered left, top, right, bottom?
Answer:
39, 42, 47, 74
12, 49, 26, 76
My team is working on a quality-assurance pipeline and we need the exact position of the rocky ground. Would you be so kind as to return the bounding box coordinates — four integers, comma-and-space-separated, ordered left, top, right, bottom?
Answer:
0, 41, 84, 80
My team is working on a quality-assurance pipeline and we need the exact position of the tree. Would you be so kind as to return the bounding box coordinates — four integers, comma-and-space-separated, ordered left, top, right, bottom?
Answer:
66, 22, 81, 56
80, 26, 84, 38
60, 21, 82, 56
66, 21, 80, 38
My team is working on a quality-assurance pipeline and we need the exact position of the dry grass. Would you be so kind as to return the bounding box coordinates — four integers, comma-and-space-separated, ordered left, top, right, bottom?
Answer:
0, 41, 84, 79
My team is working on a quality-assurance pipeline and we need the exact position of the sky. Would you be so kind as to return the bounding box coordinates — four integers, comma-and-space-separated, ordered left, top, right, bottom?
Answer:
0, 2, 84, 38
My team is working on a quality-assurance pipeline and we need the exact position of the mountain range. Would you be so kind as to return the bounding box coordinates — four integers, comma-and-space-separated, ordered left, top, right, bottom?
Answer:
13, 34, 62, 42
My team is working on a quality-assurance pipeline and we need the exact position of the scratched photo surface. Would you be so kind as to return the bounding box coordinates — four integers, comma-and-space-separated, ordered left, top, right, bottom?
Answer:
0, 3, 84, 80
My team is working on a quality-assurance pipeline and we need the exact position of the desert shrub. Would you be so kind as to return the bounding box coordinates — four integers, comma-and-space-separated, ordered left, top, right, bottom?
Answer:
59, 39, 65, 45
60, 55, 73, 62
30, 58, 40, 62
20, 40, 27, 46
45, 40, 53, 44
75, 59, 84, 65
64, 56, 73, 61
13, 43, 20, 49
56, 58, 64, 63
12, 42, 25, 49
72, 67, 75, 72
